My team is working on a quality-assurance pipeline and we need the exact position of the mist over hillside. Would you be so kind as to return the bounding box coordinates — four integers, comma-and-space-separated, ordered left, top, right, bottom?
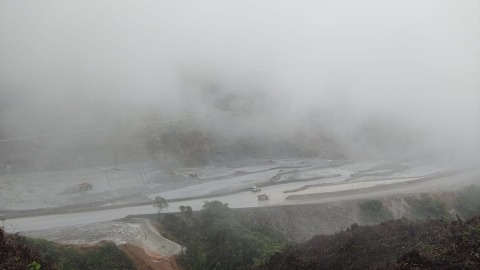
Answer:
1, 1, 479, 171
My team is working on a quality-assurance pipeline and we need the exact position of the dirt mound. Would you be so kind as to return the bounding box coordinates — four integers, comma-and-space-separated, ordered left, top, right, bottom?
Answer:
253, 216, 480, 270
119, 244, 183, 270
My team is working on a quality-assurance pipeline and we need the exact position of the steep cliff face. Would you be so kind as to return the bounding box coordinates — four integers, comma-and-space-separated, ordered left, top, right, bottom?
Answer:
243, 203, 356, 242
242, 192, 460, 242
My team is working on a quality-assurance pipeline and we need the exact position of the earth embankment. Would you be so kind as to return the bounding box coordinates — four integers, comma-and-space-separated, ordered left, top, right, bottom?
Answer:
128, 218, 184, 257
119, 244, 183, 270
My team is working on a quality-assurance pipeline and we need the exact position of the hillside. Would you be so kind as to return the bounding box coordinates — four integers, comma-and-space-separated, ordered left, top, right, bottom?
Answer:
0, 227, 57, 270
0, 227, 138, 270
253, 216, 480, 270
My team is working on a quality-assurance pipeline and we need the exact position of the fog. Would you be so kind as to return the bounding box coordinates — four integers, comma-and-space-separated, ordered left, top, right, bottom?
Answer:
0, 0, 479, 164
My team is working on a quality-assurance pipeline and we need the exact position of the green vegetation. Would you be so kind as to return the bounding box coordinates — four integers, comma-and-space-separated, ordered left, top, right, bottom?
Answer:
162, 201, 288, 270
411, 195, 453, 221
455, 184, 480, 219
253, 216, 480, 270
359, 200, 394, 225
28, 261, 41, 270
153, 196, 169, 221
23, 238, 136, 270
1, 228, 58, 270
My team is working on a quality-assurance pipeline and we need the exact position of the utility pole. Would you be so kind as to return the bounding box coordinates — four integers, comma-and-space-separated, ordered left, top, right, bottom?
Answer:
114, 152, 121, 170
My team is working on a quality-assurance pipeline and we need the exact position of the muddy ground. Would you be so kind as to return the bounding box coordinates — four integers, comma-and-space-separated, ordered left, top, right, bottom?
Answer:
0, 158, 344, 212
0, 158, 448, 215
119, 244, 182, 270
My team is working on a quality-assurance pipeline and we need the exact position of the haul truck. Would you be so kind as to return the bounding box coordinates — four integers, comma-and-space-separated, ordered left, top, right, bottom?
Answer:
257, 194, 269, 201
78, 182, 93, 191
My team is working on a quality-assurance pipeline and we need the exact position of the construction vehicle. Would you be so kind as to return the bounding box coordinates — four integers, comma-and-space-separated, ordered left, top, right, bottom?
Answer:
189, 172, 198, 178
257, 194, 269, 201
251, 186, 262, 192
78, 182, 93, 191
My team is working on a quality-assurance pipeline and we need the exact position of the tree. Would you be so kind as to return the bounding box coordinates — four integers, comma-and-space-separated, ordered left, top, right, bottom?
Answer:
185, 206, 193, 221
411, 196, 453, 221
172, 201, 287, 270
201, 200, 230, 224
179, 205, 186, 219
153, 196, 169, 221
359, 200, 394, 225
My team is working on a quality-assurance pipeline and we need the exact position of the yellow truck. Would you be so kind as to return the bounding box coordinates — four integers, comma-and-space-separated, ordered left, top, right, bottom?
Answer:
78, 182, 93, 191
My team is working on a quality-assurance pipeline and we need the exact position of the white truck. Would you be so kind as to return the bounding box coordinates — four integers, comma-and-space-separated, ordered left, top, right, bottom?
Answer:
251, 186, 262, 192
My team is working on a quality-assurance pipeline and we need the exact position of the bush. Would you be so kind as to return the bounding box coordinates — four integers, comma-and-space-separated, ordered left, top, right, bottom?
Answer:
0, 228, 58, 270
455, 184, 480, 219
23, 238, 136, 270
411, 196, 453, 221
359, 200, 394, 225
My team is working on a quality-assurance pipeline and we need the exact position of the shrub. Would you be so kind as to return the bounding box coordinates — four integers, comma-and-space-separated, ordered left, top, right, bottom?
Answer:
411, 196, 453, 221
359, 200, 394, 225
23, 238, 136, 270
0, 228, 58, 270
455, 184, 480, 219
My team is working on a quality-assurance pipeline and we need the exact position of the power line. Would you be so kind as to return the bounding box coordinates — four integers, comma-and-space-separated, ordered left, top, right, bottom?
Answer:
0, 112, 232, 143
